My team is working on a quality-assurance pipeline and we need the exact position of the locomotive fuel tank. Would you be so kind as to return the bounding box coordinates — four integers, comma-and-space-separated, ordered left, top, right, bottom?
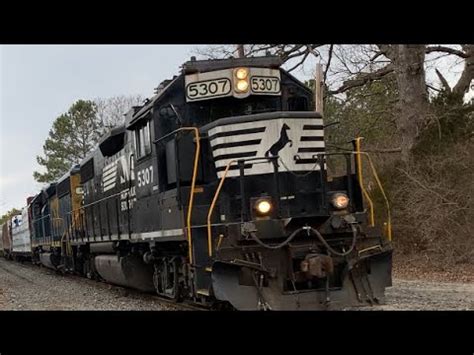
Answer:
94, 255, 155, 292
39, 252, 59, 270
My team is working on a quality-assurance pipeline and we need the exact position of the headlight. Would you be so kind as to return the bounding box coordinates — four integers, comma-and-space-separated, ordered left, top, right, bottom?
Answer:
235, 79, 249, 92
255, 199, 272, 215
234, 67, 249, 93
331, 193, 349, 210
235, 67, 249, 80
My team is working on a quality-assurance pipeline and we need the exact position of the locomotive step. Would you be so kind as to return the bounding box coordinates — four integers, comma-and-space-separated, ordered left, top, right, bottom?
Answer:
196, 289, 210, 296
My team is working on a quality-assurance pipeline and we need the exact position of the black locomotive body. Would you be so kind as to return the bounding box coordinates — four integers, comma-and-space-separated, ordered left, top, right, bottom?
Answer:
27, 56, 392, 310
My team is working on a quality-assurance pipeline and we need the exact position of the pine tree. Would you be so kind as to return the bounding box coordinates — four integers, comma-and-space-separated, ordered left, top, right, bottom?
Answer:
33, 100, 104, 183
0, 208, 21, 225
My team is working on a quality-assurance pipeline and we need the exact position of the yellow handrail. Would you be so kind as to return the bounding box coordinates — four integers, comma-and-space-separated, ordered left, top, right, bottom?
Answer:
179, 128, 201, 265
358, 152, 392, 241
353, 138, 392, 241
206, 159, 237, 257
354, 137, 375, 227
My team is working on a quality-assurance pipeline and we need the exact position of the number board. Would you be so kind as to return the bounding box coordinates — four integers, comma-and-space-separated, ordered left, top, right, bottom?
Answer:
250, 76, 281, 94
185, 69, 234, 102
186, 78, 232, 101
185, 67, 281, 102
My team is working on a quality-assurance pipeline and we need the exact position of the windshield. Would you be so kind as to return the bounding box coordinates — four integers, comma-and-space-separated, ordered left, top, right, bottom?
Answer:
186, 95, 282, 126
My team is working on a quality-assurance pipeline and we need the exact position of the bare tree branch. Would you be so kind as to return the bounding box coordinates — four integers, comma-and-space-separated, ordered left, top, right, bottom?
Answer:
370, 51, 384, 62
426, 46, 469, 58
365, 147, 402, 153
281, 45, 306, 61
435, 69, 451, 92
398, 168, 458, 205
328, 64, 394, 95
324, 44, 334, 83
427, 84, 442, 93
193, 44, 326, 73
94, 94, 144, 130
287, 51, 310, 72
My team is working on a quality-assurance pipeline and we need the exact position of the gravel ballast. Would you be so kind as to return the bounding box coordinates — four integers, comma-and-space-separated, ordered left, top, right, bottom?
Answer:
0, 257, 472, 310
0, 257, 183, 310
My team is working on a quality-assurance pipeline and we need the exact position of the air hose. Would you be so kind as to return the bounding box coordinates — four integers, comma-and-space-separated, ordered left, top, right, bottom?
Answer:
249, 227, 306, 250
308, 224, 358, 257
249, 224, 358, 257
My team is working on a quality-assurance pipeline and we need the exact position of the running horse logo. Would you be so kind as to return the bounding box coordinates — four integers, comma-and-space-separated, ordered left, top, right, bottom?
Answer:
265, 123, 293, 158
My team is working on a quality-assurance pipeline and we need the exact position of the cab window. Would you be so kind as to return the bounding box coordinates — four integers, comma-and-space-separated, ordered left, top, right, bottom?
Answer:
288, 96, 308, 111
135, 120, 152, 159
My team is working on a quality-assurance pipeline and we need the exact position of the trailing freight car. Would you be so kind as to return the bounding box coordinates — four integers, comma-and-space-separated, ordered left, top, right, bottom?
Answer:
10, 205, 33, 261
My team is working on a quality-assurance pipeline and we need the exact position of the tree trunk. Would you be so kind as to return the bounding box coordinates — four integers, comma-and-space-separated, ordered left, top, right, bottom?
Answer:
236, 45, 245, 58
453, 44, 474, 96
391, 45, 430, 161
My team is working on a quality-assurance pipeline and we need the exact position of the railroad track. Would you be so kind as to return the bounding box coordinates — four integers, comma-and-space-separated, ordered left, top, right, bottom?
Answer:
143, 294, 209, 311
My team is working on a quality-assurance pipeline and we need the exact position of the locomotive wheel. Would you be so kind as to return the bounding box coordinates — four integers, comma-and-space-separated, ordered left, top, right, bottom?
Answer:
83, 255, 99, 280
153, 257, 182, 301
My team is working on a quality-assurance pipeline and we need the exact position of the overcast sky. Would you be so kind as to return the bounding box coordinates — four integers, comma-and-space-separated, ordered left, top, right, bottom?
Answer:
0, 45, 205, 214
0, 45, 470, 215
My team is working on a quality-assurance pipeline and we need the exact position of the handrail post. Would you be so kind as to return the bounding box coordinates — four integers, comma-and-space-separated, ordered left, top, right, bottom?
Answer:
238, 160, 247, 222
185, 128, 200, 265
354, 137, 375, 227
317, 154, 326, 210
271, 156, 281, 217
207, 160, 237, 258
360, 153, 392, 242
345, 153, 354, 211
115, 195, 121, 240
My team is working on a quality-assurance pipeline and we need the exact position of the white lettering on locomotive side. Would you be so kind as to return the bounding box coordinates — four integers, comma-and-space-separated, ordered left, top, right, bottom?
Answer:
120, 186, 137, 212
137, 166, 153, 188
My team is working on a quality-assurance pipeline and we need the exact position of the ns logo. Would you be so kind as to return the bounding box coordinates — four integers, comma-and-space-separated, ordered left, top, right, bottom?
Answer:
102, 154, 135, 193
117, 155, 135, 185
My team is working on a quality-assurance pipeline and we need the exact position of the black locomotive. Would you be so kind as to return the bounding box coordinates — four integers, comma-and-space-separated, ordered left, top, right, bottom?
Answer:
17, 55, 393, 310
